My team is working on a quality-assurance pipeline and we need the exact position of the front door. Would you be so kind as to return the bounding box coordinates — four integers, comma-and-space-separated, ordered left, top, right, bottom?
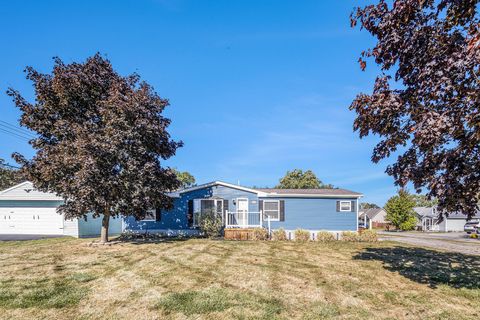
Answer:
237, 198, 248, 226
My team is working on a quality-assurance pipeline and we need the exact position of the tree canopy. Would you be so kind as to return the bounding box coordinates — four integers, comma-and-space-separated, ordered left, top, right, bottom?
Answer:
7, 54, 182, 242
276, 169, 333, 189
0, 159, 23, 190
174, 169, 196, 188
411, 194, 438, 208
350, 1, 480, 218
360, 202, 380, 210
385, 190, 417, 231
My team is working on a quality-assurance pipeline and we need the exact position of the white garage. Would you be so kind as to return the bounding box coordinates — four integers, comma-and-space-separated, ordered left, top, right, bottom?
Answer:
0, 181, 123, 237
0, 207, 64, 235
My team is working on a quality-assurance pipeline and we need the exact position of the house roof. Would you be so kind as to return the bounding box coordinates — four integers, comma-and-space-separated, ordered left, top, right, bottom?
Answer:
414, 206, 480, 219
0, 181, 63, 201
254, 188, 363, 198
359, 208, 384, 219
173, 181, 363, 198
171, 181, 268, 197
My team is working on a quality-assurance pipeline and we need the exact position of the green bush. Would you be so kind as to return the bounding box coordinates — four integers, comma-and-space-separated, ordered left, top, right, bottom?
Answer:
252, 228, 269, 240
272, 228, 287, 241
316, 231, 336, 242
359, 230, 378, 242
294, 229, 311, 242
341, 231, 360, 242
198, 209, 223, 238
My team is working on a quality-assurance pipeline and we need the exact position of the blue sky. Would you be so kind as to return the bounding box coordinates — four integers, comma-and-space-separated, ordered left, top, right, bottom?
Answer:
0, 0, 399, 205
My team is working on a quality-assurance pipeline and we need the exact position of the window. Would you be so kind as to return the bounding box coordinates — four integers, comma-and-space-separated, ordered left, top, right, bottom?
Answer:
193, 199, 224, 226
142, 209, 156, 221
263, 200, 280, 221
339, 201, 352, 212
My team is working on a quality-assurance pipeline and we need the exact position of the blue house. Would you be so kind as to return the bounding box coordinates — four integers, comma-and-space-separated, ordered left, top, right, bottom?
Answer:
124, 181, 363, 236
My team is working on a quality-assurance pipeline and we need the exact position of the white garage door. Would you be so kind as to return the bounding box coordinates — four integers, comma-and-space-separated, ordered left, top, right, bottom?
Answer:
0, 207, 64, 235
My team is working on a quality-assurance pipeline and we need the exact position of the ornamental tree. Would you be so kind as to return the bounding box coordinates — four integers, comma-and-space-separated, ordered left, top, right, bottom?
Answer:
385, 189, 417, 231
7, 54, 182, 242
276, 169, 333, 189
350, 1, 480, 218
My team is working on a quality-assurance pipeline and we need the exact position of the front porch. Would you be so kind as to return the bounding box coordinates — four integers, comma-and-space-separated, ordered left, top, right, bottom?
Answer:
225, 210, 264, 228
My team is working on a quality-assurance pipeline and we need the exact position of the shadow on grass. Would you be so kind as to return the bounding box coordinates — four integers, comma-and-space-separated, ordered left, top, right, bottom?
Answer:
118, 237, 193, 245
354, 246, 480, 289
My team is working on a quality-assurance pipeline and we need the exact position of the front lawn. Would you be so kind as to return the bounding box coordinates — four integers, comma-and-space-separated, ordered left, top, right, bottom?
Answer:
0, 237, 479, 319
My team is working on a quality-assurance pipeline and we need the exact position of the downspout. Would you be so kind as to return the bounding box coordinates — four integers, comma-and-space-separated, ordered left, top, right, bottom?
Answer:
356, 197, 360, 232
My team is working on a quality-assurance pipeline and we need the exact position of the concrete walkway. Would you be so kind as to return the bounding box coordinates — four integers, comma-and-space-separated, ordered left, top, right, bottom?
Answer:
379, 231, 480, 256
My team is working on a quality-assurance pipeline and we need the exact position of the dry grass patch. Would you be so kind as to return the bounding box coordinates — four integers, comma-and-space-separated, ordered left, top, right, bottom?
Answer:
0, 238, 479, 319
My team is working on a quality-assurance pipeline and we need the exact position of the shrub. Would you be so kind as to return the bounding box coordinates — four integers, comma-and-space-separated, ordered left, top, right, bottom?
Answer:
316, 231, 336, 242
272, 228, 287, 241
294, 229, 311, 242
198, 209, 223, 238
341, 231, 360, 242
252, 228, 269, 240
359, 230, 378, 242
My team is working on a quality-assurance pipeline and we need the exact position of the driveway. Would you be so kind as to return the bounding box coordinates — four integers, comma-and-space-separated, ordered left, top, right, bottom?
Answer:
379, 231, 480, 256
0, 234, 65, 241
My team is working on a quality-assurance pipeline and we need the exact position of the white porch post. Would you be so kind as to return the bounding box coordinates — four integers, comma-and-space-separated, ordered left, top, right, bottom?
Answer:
259, 210, 263, 228
267, 215, 271, 236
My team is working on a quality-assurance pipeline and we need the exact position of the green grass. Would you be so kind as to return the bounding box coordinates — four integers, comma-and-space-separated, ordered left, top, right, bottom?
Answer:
0, 279, 87, 309
0, 237, 479, 319
155, 288, 282, 319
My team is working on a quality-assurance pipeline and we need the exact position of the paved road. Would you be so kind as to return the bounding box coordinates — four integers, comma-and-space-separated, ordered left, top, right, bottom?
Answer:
0, 234, 64, 241
379, 231, 480, 256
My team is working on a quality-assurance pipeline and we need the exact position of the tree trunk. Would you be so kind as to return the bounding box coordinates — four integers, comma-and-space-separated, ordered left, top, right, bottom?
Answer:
100, 213, 110, 243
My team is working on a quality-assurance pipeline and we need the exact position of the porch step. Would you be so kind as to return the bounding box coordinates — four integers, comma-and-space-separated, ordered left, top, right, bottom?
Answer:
224, 228, 259, 240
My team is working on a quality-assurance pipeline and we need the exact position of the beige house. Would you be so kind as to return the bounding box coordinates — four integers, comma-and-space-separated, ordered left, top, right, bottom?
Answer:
358, 208, 388, 229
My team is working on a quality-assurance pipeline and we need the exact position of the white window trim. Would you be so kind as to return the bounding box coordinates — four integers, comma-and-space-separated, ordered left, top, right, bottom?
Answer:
142, 209, 156, 221
193, 199, 224, 227
339, 201, 352, 212
263, 200, 280, 221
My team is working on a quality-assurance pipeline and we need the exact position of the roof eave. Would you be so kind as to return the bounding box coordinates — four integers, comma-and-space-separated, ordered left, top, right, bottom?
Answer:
261, 193, 363, 198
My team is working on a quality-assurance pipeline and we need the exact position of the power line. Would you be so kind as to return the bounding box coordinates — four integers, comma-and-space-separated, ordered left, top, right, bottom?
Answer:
0, 120, 36, 138
0, 163, 20, 170
0, 127, 32, 141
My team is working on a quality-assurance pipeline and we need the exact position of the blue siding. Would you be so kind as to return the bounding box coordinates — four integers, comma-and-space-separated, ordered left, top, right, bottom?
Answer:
78, 213, 123, 237
123, 185, 262, 232
123, 187, 214, 231
263, 197, 357, 231
212, 185, 259, 213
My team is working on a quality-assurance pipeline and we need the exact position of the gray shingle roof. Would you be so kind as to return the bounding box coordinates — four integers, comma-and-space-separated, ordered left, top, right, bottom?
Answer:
359, 208, 384, 219
414, 206, 480, 219
254, 188, 362, 196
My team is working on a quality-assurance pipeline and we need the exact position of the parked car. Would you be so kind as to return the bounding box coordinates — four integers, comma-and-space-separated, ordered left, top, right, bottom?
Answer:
464, 220, 479, 234
358, 222, 368, 229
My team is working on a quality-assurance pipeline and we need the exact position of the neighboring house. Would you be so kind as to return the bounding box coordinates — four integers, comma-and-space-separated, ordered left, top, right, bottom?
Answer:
124, 180, 363, 237
0, 181, 122, 237
414, 206, 480, 232
358, 208, 388, 229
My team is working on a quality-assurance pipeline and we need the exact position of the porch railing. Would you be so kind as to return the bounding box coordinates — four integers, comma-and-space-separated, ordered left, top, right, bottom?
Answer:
225, 210, 263, 228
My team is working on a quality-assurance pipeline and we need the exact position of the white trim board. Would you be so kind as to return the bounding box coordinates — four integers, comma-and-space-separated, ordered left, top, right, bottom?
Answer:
0, 181, 63, 201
